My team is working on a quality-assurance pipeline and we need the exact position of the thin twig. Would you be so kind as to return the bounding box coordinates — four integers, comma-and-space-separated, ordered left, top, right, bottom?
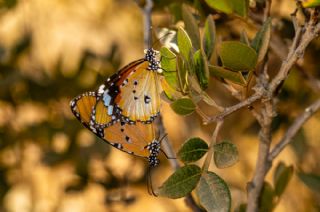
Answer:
268, 98, 320, 161
269, 12, 320, 94
263, 0, 272, 22
269, 33, 320, 93
202, 121, 224, 171
246, 99, 274, 212
205, 92, 263, 123
222, 83, 243, 99
143, 0, 153, 49
155, 116, 179, 170
247, 46, 274, 212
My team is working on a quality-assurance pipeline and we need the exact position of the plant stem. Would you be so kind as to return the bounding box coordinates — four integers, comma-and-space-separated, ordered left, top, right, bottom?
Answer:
246, 99, 273, 212
269, 98, 320, 161
202, 121, 224, 172
205, 92, 263, 124
246, 7, 320, 212
143, 0, 153, 49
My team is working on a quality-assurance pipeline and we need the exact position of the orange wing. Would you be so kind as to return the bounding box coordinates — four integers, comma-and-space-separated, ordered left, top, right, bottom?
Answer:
103, 121, 156, 158
70, 92, 159, 159
97, 49, 161, 123
70, 92, 117, 131
114, 61, 161, 123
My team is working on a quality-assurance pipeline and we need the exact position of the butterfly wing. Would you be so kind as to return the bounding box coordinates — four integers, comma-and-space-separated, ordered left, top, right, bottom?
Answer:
113, 61, 161, 123
103, 122, 156, 158
70, 92, 156, 158
97, 56, 161, 123
70, 92, 117, 131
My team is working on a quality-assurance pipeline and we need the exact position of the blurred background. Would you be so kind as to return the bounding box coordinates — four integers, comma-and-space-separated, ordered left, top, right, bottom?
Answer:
0, 0, 319, 211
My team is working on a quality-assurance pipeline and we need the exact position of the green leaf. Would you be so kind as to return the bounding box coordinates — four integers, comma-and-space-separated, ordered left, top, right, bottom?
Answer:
214, 141, 239, 168
163, 71, 177, 89
302, 0, 320, 8
203, 15, 216, 59
188, 76, 223, 111
187, 48, 195, 75
160, 47, 176, 72
193, 49, 209, 89
160, 46, 177, 85
177, 27, 193, 61
170, 98, 196, 115
273, 162, 294, 197
219, 41, 258, 71
297, 172, 320, 193
258, 182, 276, 212
209, 65, 247, 86
188, 75, 221, 108
229, 0, 249, 17
196, 171, 231, 212
161, 78, 182, 101
178, 137, 209, 163
204, 0, 248, 16
251, 18, 272, 63
187, 75, 203, 102
176, 55, 188, 93
204, 0, 233, 14
158, 164, 202, 199
182, 5, 200, 50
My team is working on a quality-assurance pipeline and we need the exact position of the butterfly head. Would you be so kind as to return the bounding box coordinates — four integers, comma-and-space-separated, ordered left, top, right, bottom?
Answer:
145, 48, 160, 72
147, 139, 161, 167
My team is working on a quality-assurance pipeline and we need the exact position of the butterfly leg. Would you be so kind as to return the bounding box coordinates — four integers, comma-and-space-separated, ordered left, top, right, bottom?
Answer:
147, 167, 158, 196
160, 149, 176, 160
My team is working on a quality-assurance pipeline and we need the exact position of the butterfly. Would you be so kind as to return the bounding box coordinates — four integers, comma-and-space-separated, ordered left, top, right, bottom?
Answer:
70, 48, 166, 195
70, 91, 162, 167
89, 48, 162, 126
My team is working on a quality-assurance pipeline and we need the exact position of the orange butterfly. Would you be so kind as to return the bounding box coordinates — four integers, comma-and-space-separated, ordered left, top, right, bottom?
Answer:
70, 48, 163, 161
70, 48, 166, 195
71, 91, 169, 196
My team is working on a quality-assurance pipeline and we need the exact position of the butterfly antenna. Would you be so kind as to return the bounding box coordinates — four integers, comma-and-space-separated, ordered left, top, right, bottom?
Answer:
158, 134, 177, 159
160, 149, 176, 160
158, 133, 168, 144
151, 31, 174, 48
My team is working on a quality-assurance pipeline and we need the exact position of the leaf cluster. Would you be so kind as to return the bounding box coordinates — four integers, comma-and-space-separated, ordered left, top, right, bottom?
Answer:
157, 136, 239, 211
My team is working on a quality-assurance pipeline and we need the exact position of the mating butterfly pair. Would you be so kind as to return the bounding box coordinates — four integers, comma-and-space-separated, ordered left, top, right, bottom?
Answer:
70, 48, 164, 168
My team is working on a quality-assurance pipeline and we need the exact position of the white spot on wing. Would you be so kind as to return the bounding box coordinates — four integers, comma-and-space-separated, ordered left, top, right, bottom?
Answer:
103, 93, 111, 106
108, 105, 113, 115
98, 84, 105, 94
90, 126, 97, 133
